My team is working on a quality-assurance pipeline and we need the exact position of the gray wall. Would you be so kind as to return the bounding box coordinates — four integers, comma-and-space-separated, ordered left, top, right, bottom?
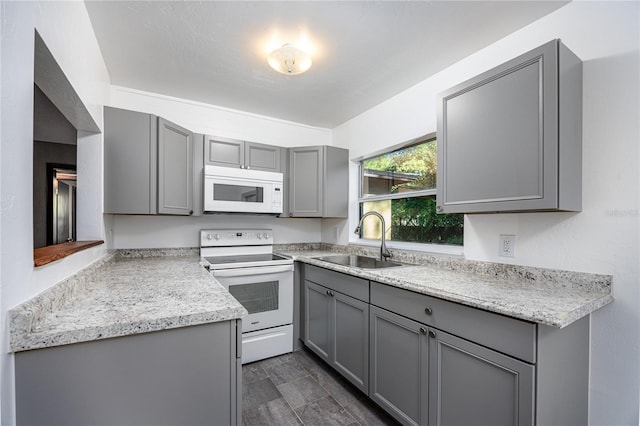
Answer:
33, 84, 77, 145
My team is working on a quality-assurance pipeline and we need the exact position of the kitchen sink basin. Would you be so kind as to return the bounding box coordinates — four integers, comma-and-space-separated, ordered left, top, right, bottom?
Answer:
316, 255, 403, 269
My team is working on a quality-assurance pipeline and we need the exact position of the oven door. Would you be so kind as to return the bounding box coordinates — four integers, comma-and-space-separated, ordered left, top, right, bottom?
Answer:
212, 264, 293, 333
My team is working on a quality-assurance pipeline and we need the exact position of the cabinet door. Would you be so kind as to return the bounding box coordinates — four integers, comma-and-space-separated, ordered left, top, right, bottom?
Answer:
104, 107, 156, 214
245, 142, 282, 172
436, 39, 580, 213
158, 118, 193, 215
16, 322, 239, 426
205, 136, 244, 168
428, 329, 534, 426
304, 280, 331, 363
332, 291, 368, 393
370, 306, 428, 426
289, 146, 323, 217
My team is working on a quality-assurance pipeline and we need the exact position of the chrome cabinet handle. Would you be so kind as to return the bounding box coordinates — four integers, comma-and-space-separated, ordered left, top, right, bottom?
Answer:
424, 307, 433, 315
419, 327, 427, 335
428, 330, 437, 338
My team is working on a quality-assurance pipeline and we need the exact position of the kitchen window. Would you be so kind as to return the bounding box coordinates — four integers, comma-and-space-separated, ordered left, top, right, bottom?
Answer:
358, 136, 464, 246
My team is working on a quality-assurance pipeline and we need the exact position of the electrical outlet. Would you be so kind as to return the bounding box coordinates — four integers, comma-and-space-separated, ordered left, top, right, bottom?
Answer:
499, 234, 516, 258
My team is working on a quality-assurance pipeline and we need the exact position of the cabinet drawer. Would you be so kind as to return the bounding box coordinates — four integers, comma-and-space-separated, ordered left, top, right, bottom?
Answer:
305, 265, 369, 302
371, 281, 536, 363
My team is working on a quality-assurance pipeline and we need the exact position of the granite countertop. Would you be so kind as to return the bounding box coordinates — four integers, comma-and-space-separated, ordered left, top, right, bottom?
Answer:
10, 244, 613, 352
10, 252, 247, 352
277, 248, 613, 329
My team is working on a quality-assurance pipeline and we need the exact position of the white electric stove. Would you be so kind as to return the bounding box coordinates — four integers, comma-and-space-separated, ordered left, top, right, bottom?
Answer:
200, 229, 293, 364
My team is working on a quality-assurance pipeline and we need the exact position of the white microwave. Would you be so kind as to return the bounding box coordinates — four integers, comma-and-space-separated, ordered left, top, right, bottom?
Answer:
204, 165, 283, 214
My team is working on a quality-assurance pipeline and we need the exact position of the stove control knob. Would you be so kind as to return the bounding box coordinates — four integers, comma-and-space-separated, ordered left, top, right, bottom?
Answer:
257, 234, 262, 239
214, 234, 220, 240
206, 233, 213, 240
262, 233, 269, 240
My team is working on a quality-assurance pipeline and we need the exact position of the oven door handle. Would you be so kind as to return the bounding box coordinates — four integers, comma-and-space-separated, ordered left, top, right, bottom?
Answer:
212, 264, 294, 278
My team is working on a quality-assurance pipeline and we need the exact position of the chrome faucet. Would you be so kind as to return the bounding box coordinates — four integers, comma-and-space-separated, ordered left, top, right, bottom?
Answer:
354, 211, 392, 261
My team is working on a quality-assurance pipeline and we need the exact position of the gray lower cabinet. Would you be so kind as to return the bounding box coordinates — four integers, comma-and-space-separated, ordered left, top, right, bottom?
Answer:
333, 290, 369, 390
301, 264, 589, 426
370, 305, 429, 426
305, 280, 332, 362
15, 321, 241, 426
288, 145, 348, 217
204, 135, 283, 172
370, 303, 533, 426
436, 39, 582, 213
370, 280, 589, 426
104, 106, 194, 215
428, 328, 534, 426
304, 274, 369, 393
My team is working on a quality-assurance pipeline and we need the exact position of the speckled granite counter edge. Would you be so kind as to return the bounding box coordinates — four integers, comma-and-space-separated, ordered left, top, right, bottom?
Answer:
9, 251, 118, 351
8, 248, 230, 353
274, 243, 613, 328
10, 307, 245, 353
274, 243, 613, 292
115, 247, 199, 259
298, 256, 613, 328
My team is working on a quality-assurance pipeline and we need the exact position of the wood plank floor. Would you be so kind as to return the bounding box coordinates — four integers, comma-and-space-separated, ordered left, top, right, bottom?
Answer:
242, 348, 399, 425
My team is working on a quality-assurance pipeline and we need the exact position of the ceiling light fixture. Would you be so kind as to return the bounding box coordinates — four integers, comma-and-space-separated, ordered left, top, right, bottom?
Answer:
267, 43, 312, 75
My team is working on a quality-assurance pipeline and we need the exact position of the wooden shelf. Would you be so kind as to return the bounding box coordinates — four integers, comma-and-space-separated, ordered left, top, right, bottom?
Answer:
34, 240, 104, 267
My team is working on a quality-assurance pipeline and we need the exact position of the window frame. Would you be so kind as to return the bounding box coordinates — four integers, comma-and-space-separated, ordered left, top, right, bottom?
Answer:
354, 134, 464, 254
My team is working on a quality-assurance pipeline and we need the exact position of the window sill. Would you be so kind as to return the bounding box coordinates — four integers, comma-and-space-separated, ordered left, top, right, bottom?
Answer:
34, 240, 104, 267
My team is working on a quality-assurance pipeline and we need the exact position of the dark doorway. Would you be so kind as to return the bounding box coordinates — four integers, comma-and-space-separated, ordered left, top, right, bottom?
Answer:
46, 164, 77, 246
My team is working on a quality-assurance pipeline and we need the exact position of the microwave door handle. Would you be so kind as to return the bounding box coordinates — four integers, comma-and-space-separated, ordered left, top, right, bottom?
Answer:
212, 264, 294, 278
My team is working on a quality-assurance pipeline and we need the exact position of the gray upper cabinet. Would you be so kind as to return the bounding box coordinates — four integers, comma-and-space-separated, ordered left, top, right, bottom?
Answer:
158, 118, 193, 215
288, 146, 348, 217
104, 107, 194, 215
205, 136, 243, 168
191, 134, 205, 216
246, 142, 283, 172
204, 136, 283, 172
436, 39, 582, 213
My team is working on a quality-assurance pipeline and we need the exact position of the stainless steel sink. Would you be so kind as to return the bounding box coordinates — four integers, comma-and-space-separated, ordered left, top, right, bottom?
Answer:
316, 255, 403, 269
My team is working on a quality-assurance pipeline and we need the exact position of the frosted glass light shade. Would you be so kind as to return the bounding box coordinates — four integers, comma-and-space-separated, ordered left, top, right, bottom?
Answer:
267, 44, 312, 75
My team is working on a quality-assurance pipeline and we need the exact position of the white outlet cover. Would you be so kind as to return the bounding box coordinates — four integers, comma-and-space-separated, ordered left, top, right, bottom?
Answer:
499, 234, 516, 258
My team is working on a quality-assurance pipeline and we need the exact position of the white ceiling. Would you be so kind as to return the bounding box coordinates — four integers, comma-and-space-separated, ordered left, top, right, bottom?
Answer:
85, 1, 568, 128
